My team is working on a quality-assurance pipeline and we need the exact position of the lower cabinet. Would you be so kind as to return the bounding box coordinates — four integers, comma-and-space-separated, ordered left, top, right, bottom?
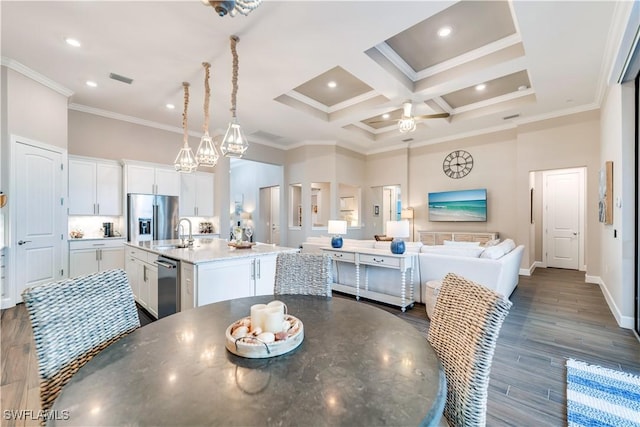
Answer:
180, 262, 195, 311
69, 239, 125, 278
125, 246, 159, 318
196, 254, 277, 306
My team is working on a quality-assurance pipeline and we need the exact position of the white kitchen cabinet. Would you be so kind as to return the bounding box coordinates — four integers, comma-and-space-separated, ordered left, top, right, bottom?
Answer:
125, 162, 180, 196
196, 254, 277, 306
180, 171, 214, 217
254, 255, 277, 296
69, 239, 125, 278
125, 245, 159, 318
68, 157, 122, 215
180, 262, 195, 311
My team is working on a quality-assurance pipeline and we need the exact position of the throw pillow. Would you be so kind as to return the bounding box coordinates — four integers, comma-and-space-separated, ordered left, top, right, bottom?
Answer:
443, 240, 481, 247
497, 238, 516, 254
480, 246, 504, 259
483, 238, 501, 247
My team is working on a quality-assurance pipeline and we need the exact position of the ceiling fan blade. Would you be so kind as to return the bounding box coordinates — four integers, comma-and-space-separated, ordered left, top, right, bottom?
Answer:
367, 118, 399, 125
414, 112, 450, 119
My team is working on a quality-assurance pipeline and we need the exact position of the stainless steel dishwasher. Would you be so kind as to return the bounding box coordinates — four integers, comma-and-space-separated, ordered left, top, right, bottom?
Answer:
156, 256, 180, 318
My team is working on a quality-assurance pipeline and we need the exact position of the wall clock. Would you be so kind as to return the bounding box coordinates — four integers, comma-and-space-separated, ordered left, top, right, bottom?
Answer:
443, 150, 473, 179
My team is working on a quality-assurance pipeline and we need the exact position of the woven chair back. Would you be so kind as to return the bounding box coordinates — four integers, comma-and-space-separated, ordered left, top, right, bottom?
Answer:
427, 273, 512, 427
22, 268, 140, 415
274, 253, 333, 297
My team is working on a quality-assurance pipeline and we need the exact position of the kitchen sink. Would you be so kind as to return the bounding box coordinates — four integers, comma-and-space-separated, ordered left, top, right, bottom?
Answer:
153, 244, 189, 250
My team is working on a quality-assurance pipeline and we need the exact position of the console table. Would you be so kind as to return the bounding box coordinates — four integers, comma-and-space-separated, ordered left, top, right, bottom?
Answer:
322, 247, 418, 312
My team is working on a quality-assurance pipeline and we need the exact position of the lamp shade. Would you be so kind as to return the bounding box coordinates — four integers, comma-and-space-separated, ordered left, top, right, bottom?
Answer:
400, 208, 414, 219
328, 220, 347, 235
386, 220, 410, 238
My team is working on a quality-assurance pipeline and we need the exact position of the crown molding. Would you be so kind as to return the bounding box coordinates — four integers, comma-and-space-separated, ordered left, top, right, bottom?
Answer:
1, 57, 73, 97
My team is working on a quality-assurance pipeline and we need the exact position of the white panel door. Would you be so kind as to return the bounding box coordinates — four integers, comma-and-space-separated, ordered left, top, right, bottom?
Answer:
69, 249, 100, 278
270, 186, 280, 245
15, 142, 66, 297
100, 247, 124, 271
544, 169, 584, 270
254, 255, 277, 296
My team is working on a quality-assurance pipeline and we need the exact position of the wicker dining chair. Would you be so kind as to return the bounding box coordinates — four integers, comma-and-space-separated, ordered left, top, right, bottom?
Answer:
22, 269, 140, 416
274, 253, 333, 297
427, 273, 512, 427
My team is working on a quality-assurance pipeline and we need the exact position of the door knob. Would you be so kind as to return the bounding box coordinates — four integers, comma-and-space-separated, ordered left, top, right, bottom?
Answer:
18, 240, 32, 245
572, 232, 578, 236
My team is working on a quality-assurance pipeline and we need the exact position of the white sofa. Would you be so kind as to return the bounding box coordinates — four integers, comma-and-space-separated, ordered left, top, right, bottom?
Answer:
301, 236, 524, 302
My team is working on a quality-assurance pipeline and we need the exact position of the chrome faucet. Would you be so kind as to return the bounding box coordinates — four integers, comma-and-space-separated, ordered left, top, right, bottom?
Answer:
176, 218, 194, 247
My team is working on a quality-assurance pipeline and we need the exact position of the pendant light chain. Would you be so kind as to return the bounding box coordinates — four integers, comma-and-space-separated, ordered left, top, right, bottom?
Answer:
182, 82, 190, 146
230, 35, 239, 118
202, 62, 211, 131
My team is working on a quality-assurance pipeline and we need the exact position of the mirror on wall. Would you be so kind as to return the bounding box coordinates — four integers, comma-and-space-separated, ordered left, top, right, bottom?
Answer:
338, 183, 360, 227
370, 184, 401, 235
289, 183, 302, 228
311, 182, 330, 229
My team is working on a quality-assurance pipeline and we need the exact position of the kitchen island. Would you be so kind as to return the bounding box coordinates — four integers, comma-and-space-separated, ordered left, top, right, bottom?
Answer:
124, 238, 298, 316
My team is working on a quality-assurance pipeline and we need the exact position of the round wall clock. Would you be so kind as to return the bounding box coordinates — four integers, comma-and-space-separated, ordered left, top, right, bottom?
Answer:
443, 150, 473, 179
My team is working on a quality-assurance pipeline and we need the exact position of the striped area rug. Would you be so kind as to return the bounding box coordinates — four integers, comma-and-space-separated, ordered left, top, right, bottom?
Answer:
566, 359, 640, 426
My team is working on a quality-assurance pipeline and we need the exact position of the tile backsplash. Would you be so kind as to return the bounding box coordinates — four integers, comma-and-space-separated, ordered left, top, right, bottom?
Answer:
68, 216, 124, 239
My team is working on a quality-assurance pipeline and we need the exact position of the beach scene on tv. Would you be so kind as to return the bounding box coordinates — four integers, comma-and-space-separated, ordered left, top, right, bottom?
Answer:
428, 189, 487, 222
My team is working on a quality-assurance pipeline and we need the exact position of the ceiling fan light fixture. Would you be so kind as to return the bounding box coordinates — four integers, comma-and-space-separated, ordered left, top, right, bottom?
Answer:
398, 117, 416, 133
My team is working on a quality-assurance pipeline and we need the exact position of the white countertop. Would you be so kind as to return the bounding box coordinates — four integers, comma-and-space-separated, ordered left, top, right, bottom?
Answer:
125, 238, 298, 264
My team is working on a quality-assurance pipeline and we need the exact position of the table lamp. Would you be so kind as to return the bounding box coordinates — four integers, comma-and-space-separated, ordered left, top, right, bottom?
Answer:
386, 220, 410, 254
327, 220, 347, 248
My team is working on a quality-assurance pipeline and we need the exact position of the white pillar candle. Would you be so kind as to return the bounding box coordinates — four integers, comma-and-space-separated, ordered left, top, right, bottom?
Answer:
267, 300, 287, 315
262, 307, 285, 333
250, 304, 267, 332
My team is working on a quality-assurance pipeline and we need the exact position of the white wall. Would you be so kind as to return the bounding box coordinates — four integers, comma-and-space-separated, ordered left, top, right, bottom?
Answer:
598, 81, 636, 329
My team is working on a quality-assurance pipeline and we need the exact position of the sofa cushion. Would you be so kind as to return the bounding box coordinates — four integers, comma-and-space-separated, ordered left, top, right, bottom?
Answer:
421, 245, 484, 258
443, 240, 481, 247
480, 238, 515, 259
306, 236, 331, 244
343, 239, 376, 248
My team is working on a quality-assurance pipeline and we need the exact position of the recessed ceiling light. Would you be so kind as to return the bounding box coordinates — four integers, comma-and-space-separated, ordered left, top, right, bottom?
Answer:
437, 26, 452, 38
65, 37, 81, 47
86, 81, 97, 88
518, 85, 528, 91
475, 83, 486, 91
166, 103, 175, 109
382, 113, 390, 119
327, 81, 337, 88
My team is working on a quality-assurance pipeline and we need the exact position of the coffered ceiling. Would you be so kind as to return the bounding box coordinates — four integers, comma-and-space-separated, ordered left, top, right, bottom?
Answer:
0, 1, 632, 155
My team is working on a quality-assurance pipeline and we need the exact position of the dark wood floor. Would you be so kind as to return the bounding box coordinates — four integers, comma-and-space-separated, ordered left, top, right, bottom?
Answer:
2, 268, 639, 426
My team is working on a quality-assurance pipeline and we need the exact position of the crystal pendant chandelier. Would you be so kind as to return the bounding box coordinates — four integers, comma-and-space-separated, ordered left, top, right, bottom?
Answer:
220, 35, 249, 159
195, 62, 219, 167
204, 0, 263, 17
174, 82, 198, 173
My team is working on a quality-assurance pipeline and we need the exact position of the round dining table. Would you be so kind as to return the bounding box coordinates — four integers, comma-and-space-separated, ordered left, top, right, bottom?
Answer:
50, 295, 446, 426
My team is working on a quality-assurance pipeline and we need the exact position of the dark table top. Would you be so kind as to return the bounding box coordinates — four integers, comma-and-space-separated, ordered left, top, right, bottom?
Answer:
51, 295, 446, 426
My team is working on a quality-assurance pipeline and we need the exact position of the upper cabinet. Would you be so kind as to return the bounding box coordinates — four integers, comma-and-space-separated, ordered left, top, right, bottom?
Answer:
124, 162, 180, 196
180, 171, 214, 217
69, 156, 122, 216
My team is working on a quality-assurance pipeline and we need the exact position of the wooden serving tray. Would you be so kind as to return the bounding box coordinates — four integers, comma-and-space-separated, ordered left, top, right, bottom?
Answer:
227, 242, 256, 249
225, 315, 304, 358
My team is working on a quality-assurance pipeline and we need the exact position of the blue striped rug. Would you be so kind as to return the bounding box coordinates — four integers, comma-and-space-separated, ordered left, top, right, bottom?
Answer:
566, 359, 640, 426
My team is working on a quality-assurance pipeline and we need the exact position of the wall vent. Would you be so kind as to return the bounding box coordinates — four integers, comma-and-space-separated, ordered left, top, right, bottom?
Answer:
109, 73, 133, 85
503, 113, 520, 120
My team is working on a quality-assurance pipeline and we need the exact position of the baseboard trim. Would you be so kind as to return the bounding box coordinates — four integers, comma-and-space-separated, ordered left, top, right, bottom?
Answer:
520, 261, 543, 276
586, 275, 634, 329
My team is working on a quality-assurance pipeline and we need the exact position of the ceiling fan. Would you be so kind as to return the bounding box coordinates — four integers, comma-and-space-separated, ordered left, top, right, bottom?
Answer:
369, 101, 450, 133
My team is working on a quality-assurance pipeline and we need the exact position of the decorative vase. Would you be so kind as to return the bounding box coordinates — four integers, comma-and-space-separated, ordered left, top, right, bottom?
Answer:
331, 236, 343, 248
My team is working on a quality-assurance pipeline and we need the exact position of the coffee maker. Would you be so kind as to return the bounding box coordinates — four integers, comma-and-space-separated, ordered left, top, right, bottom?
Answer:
102, 222, 114, 237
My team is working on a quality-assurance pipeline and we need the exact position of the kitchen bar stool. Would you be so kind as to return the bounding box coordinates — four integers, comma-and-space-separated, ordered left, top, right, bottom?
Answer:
21, 269, 140, 421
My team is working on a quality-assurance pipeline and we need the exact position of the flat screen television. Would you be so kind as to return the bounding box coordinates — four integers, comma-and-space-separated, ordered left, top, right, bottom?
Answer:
428, 188, 487, 222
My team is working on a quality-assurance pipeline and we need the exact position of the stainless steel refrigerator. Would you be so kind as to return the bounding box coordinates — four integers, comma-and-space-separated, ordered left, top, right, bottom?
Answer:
127, 194, 179, 242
